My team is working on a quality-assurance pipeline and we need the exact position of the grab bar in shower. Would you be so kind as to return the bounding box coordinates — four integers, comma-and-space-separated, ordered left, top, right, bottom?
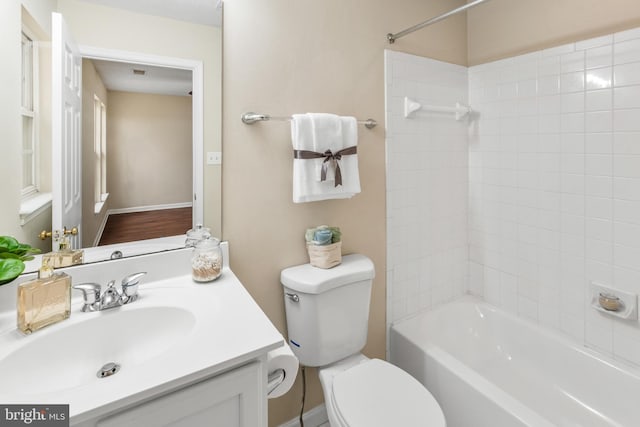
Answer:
404, 97, 472, 121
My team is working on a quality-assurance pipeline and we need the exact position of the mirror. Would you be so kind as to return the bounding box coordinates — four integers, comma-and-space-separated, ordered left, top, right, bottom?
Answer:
1, 0, 222, 273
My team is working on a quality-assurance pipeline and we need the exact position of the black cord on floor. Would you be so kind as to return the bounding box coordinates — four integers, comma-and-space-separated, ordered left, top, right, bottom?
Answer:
299, 366, 306, 427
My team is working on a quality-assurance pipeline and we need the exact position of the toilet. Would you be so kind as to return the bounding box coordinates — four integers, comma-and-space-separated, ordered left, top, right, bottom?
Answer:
281, 254, 446, 427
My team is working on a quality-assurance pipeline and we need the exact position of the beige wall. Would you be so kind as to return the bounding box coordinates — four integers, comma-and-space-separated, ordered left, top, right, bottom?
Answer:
468, 0, 640, 65
222, 1, 467, 425
81, 59, 108, 247
57, 0, 222, 237
106, 91, 192, 210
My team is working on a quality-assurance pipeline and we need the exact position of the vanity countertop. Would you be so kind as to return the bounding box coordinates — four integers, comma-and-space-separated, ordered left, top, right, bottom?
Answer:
0, 256, 284, 424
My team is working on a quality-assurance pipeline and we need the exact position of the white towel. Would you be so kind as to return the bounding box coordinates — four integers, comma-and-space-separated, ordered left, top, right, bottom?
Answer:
291, 113, 361, 203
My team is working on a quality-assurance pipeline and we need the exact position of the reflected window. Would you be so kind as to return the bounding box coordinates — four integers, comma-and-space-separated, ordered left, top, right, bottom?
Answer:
21, 31, 37, 198
94, 95, 108, 212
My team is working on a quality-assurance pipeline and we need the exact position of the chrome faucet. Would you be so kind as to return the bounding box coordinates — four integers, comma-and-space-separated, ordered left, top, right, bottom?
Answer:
73, 272, 147, 312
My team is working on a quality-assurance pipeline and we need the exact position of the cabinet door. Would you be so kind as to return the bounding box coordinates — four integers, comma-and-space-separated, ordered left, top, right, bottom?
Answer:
96, 362, 265, 427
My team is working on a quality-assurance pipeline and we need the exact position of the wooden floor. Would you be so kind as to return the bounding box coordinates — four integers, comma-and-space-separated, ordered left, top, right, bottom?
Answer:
98, 207, 192, 246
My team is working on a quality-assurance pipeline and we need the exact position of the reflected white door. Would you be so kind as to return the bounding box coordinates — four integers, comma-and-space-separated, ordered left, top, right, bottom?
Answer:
51, 12, 82, 250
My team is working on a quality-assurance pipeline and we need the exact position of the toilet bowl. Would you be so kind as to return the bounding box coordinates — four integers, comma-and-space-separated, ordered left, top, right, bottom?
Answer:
319, 354, 445, 427
281, 254, 446, 427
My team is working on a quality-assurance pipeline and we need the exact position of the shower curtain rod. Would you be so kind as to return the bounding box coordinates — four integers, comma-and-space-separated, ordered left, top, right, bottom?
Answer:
387, 0, 492, 44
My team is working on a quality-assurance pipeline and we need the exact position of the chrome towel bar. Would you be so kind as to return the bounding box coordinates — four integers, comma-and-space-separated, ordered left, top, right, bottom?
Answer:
241, 112, 377, 129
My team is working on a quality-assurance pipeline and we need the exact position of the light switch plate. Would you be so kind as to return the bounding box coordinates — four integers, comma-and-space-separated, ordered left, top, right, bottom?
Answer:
207, 152, 222, 165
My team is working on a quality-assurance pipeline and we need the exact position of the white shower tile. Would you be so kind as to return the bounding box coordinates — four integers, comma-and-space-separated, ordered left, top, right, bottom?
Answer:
538, 75, 560, 95
561, 51, 585, 73
615, 244, 640, 272
561, 113, 585, 133
614, 155, 640, 178
586, 217, 613, 242
577, 34, 613, 51
586, 67, 613, 89
586, 133, 613, 154
586, 239, 613, 264
562, 214, 585, 240
538, 55, 561, 76
614, 177, 640, 200
614, 85, 640, 109
586, 196, 613, 220
562, 173, 585, 194
390, 28, 640, 367
561, 71, 585, 93
518, 79, 538, 97
585, 311, 614, 354
586, 45, 613, 70
561, 92, 585, 113
615, 27, 640, 43
585, 89, 612, 112
586, 175, 613, 198
539, 116, 561, 134
586, 153, 613, 176
613, 265, 640, 294
614, 38, 640, 65
543, 43, 575, 57
614, 221, 640, 249
614, 109, 640, 131
561, 153, 585, 174
614, 132, 640, 155
614, 62, 640, 86
539, 94, 562, 114
613, 323, 640, 366
614, 199, 640, 225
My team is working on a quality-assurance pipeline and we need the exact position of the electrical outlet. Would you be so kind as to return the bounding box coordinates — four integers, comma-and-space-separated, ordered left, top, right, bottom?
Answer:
207, 151, 222, 165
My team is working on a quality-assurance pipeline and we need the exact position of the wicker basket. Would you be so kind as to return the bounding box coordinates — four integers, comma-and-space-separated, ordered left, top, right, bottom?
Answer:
307, 241, 342, 269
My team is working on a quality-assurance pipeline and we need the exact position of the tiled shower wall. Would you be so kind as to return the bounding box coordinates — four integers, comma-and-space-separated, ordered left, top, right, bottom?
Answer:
384, 51, 469, 329
468, 27, 640, 366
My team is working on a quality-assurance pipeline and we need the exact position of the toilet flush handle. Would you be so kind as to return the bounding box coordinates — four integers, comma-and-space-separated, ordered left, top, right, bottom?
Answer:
285, 293, 300, 303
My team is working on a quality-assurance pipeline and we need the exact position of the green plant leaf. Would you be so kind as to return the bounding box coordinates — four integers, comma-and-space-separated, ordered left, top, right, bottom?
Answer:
0, 258, 25, 286
0, 236, 20, 252
0, 236, 41, 261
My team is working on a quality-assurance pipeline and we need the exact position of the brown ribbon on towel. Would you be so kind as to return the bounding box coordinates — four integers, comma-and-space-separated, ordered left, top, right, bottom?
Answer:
293, 146, 357, 187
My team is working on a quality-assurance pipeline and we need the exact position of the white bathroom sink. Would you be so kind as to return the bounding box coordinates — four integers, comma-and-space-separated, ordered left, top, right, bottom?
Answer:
0, 305, 195, 395
0, 269, 284, 424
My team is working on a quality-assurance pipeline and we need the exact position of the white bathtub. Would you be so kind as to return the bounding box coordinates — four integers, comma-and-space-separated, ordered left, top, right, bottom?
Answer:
390, 296, 640, 427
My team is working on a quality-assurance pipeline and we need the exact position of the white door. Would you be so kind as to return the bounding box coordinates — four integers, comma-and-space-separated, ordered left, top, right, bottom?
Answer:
51, 12, 82, 250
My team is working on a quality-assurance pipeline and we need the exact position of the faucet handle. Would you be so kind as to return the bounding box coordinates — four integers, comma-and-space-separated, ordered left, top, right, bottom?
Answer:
121, 272, 147, 302
73, 283, 101, 312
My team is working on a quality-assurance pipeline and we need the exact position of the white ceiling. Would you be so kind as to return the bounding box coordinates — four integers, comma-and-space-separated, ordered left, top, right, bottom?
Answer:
77, 0, 221, 96
76, 0, 222, 27
91, 59, 193, 96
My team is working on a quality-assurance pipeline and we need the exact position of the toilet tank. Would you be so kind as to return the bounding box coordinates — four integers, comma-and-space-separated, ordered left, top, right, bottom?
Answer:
281, 254, 375, 367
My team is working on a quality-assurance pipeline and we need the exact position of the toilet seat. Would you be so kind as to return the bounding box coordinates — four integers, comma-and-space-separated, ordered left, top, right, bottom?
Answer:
330, 359, 445, 427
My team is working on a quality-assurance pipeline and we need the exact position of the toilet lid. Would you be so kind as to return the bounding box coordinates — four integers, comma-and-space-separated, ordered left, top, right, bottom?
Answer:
331, 359, 445, 427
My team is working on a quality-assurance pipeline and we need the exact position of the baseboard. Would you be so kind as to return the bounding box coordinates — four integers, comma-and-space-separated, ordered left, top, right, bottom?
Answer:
278, 403, 328, 427
92, 212, 110, 247
107, 202, 192, 215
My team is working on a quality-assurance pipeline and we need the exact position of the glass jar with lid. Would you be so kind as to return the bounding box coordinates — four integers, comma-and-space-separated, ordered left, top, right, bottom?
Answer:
185, 224, 211, 247
191, 233, 222, 283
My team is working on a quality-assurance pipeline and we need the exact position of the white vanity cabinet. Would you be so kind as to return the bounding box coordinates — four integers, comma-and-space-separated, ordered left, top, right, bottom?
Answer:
0, 246, 285, 427
92, 362, 265, 427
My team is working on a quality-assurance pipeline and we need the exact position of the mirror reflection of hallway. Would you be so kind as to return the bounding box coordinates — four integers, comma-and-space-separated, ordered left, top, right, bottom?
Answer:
82, 59, 193, 247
